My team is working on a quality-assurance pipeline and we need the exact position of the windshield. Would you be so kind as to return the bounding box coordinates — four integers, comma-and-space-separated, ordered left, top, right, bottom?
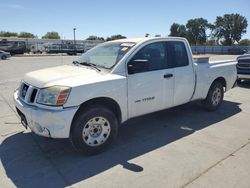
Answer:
78, 42, 135, 69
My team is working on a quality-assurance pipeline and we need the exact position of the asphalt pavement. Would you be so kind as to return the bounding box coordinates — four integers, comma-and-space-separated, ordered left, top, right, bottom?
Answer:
0, 55, 250, 188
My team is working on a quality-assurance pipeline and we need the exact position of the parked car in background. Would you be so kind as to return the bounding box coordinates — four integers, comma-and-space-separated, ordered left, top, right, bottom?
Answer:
0, 50, 11, 60
0, 39, 27, 55
237, 51, 250, 81
30, 43, 45, 54
45, 43, 85, 55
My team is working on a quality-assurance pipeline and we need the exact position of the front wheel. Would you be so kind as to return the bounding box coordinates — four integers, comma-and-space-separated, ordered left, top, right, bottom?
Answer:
70, 105, 118, 155
202, 81, 224, 111
1, 55, 7, 60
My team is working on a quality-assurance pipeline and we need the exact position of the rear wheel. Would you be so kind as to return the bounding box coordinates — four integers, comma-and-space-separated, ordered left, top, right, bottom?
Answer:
1, 55, 7, 60
203, 81, 224, 111
70, 105, 118, 155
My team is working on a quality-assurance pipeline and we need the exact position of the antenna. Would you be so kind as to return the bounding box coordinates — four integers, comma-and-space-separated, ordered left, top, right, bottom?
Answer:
60, 36, 63, 65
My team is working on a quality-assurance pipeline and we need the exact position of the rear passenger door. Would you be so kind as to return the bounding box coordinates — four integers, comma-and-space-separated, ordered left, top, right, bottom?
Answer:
166, 41, 195, 106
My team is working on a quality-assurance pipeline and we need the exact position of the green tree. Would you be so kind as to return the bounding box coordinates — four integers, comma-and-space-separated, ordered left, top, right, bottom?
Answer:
42, 32, 60, 39
239, 39, 250, 46
106, 34, 126, 41
18, 32, 35, 38
204, 39, 217, 46
207, 24, 221, 45
214, 13, 248, 45
186, 18, 210, 45
0, 31, 18, 37
86, 35, 104, 40
169, 23, 188, 38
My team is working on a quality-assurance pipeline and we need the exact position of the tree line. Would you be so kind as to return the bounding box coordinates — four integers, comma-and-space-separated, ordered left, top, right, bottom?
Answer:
1, 13, 249, 45
0, 31, 126, 41
86, 34, 126, 41
0, 31, 61, 39
169, 13, 248, 45
85, 13, 249, 45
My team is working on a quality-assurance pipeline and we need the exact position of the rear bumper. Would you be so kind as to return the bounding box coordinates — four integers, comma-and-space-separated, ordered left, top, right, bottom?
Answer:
13, 91, 79, 138
238, 74, 250, 80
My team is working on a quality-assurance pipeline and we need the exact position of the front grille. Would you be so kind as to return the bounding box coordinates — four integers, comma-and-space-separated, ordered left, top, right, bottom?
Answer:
21, 83, 29, 99
30, 89, 38, 103
19, 82, 39, 103
237, 59, 250, 69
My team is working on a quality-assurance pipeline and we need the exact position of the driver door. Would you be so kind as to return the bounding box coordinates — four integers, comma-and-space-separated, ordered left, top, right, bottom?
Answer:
127, 42, 174, 118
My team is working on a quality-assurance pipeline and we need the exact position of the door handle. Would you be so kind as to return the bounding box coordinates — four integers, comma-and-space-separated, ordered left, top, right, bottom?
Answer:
164, 73, 173, 78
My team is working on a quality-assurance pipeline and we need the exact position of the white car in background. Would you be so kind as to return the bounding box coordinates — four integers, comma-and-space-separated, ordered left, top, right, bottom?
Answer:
0, 50, 11, 60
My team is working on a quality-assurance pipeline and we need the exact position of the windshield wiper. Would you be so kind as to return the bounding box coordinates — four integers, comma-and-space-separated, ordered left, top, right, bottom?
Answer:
80, 62, 101, 72
73, 61, 101, 72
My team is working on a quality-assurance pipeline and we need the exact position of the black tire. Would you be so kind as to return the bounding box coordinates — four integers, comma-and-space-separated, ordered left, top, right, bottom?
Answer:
237, 78, 243, 83
202, 81, 224, 111
70, 105, 118, 155
1, 55, 7, 60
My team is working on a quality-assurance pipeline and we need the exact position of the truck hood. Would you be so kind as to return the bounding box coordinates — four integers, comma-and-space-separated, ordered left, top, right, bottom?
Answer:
23, 65, 109, 88
237, 54, 250, 60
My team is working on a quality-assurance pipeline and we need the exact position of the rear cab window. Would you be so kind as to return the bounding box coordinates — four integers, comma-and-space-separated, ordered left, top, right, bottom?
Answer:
166, 41, 189, 68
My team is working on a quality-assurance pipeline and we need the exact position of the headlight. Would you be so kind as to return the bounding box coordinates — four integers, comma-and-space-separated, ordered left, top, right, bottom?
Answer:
36, 86, 71, 106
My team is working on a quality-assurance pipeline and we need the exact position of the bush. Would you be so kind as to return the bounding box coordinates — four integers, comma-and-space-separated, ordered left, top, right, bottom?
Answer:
239, 39, 250, 46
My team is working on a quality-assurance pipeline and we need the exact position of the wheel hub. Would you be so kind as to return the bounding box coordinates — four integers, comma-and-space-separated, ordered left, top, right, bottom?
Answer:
82, 117, 111, 146
212, 88, 221, 106
89, 124, 102, 137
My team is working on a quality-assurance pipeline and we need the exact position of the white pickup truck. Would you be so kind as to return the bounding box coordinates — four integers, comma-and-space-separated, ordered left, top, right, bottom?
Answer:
14, 37, 237, 155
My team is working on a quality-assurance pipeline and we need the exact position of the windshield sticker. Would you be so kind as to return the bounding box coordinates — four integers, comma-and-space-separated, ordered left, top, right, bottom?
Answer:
120, 43, 135, 47
121, 47, 129, 51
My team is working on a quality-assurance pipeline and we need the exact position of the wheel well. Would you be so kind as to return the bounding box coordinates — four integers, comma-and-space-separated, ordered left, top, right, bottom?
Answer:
73, 97, 122, 124
213, 77, 227, 91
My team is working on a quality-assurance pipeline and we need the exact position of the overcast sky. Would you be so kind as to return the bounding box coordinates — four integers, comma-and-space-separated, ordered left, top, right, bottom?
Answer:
1, 0, 250, 40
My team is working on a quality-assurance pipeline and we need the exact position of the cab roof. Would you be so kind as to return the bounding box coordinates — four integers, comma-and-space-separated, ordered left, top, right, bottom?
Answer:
108, 37, 186, 44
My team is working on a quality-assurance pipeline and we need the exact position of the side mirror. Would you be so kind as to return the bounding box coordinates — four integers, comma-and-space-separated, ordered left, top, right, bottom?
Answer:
127, 59, 149, 74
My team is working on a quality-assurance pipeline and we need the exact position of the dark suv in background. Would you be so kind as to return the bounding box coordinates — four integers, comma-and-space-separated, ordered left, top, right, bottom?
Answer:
237, 51, 250, 82
0, 40, 27, 55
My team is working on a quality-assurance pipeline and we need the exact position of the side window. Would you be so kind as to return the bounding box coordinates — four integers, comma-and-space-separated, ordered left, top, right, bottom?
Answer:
128, 42, 167, 74
166, 41, 189, 68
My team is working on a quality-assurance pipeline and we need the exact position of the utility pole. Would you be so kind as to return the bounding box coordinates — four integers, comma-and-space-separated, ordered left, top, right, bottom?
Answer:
73, 28, 76, 55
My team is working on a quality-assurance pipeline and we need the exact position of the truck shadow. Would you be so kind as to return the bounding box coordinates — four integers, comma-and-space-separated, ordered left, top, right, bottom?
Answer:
0, 100, 241, 187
